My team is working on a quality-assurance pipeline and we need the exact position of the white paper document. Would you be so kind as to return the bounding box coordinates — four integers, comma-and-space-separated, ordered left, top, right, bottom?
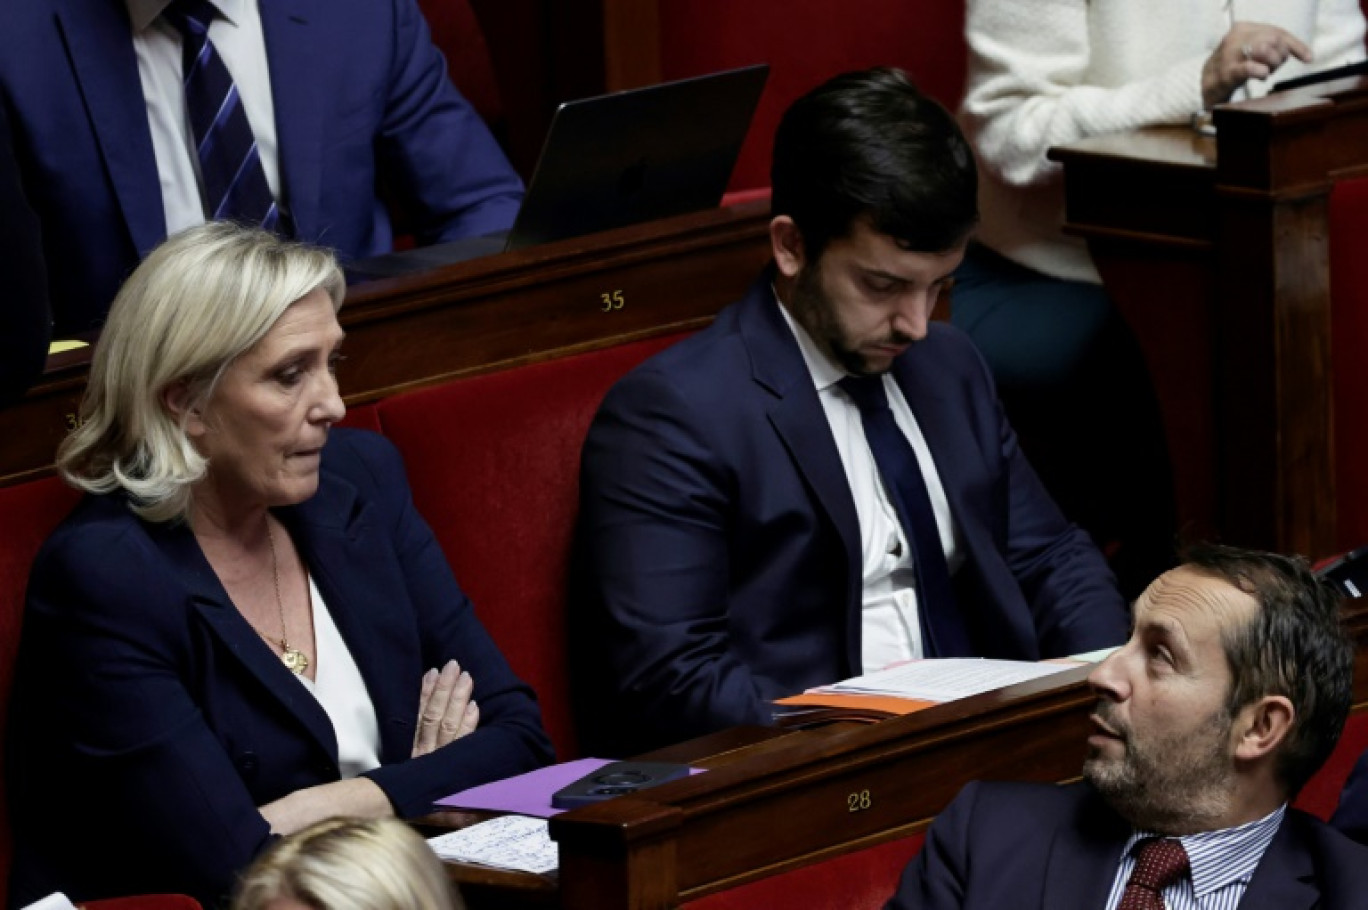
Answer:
427, 815, 558, 875
811, 658, 1078, 702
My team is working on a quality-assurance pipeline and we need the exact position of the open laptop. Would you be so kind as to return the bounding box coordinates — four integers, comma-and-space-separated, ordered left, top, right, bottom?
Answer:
347, 63, 770, 280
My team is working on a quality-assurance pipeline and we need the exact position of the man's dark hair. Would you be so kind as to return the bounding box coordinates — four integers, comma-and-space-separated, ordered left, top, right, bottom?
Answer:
1183, 542, 1353, 797
770, 66, 978, 262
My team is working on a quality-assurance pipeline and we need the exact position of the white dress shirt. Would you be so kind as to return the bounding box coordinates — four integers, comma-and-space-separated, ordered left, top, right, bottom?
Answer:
775, 294, 962, 672
125, 0, 281, 235
294, 574, 382, 779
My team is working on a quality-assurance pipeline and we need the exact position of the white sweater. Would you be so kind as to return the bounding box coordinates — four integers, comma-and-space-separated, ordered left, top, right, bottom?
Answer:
960, 0, 1367, 283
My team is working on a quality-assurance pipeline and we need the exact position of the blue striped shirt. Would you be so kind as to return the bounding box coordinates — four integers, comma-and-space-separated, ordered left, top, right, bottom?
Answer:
1103, 805, 1286, 910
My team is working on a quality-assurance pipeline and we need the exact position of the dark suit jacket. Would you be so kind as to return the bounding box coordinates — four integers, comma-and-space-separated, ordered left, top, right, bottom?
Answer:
1331, 749, 1368, 845
573, 275, 1127, 754
6, 429, 553, 908
0, 100, 49, 405
0, 0, 524, 335
886, 781, 1368, 910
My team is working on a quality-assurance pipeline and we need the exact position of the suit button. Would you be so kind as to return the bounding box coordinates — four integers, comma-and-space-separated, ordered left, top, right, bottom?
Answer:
237, 752, 259, 779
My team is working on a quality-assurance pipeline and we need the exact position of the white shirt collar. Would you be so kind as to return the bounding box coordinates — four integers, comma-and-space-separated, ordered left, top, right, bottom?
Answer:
772, 285, 849, 393
127, 0, 243, 33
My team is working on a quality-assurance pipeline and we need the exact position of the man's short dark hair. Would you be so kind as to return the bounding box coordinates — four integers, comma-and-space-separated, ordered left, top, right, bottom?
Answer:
1183, 542, 1353, 797
770, 66, 978, 263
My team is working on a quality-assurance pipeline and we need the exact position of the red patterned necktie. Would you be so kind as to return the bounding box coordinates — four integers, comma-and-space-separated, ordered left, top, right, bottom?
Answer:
1120, 838, 1190, 910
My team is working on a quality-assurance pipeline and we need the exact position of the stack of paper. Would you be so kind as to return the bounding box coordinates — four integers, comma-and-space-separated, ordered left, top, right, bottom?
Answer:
773, 658, 1083, 722
427, 815, 558, 875
812, 658, 1077, 701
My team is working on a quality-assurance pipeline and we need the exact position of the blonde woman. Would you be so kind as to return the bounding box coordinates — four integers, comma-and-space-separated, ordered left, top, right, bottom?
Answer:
7, 223, 551, 908
234, 818, 464, 910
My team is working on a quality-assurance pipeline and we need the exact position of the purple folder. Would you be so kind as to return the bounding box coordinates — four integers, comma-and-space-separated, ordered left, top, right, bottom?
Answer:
435, 757, 703, 818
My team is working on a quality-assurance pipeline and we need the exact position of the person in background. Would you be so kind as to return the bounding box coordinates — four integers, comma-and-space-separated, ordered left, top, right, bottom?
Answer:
573, 67, 1126, 757
233, 817, 465, 910
0, 0, 523, 337
6, 223, 552, 908
954, 0, 1367, 599
0, 101, 50, 406
886, 543, 1368, 909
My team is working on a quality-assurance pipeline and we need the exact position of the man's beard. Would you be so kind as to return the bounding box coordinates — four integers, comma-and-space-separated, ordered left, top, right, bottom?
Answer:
787, 263, 911, 376
1083, 701, 1237, 834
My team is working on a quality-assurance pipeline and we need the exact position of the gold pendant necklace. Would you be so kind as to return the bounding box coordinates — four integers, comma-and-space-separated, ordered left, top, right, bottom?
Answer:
266, 521, 309, 675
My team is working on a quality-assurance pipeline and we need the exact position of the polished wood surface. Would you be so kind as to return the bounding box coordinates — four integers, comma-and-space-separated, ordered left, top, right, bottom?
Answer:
439, 596, 1368, 910
0, 201, 772, 488
1050, 78, 1368, 559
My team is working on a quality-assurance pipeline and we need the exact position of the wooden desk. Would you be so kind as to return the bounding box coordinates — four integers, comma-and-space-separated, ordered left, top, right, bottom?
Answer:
0, 201, 772, 487
437, 599, 1368, 910
1050, 78, 1368, 559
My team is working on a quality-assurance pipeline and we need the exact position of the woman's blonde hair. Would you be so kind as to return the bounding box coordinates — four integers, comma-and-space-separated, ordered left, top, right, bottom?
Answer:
233, 817, 463, 910
57, 221, 345, 523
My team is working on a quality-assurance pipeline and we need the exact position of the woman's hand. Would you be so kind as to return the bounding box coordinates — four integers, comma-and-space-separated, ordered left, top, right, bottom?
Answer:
412, 659, 479, 757
1202, 21, 1312, 109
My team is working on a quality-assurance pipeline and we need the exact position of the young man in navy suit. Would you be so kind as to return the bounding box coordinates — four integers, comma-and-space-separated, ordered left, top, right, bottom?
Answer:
573, 68, 1128, 755
888, 544, 1368, 909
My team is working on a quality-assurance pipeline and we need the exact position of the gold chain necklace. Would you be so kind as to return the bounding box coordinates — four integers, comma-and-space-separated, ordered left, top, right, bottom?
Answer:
265, 522, 310, 675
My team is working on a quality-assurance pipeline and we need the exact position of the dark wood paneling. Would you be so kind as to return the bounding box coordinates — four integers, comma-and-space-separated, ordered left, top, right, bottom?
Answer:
1051, 79, 1368, 559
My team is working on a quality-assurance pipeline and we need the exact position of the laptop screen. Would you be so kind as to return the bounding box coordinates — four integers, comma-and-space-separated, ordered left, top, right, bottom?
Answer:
504, 63, 770, 250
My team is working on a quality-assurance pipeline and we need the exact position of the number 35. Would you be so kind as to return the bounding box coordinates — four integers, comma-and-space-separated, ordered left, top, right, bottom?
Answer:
601, 290, 625, 312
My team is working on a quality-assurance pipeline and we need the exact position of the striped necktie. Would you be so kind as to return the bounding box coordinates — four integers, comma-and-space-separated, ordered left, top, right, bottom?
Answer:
162, 0, 282, 230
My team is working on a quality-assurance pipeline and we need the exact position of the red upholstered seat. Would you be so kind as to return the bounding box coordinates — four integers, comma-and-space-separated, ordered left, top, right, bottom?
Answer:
374, 334, 687, 759
85, 896, 203, 910
657, 0, 966, 193
681, 833, 926, 910
1294, 711, 1368, 820
337, 401, 382, 434
0, 476, 81, 898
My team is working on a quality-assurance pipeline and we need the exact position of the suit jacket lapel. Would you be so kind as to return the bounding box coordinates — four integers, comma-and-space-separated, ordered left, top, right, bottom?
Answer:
260, 0, 323, 236
281, 469, 417, 763
1040, 788, 1131, 909
158, 521, 340, 761
741, 278, 864, 669
1236, 814, 1320, 910
56, 0, 166, 257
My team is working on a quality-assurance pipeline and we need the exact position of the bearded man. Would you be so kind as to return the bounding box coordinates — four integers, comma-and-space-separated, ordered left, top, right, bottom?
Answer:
570, 67, 1126, 756
886, 543, 1368, 910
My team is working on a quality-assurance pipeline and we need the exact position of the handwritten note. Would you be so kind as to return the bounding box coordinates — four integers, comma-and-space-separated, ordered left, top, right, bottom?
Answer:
427, 815, 558, 875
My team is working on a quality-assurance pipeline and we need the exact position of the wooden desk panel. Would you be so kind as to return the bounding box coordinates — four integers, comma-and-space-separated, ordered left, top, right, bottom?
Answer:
1050, 79, 1368, 559
0, 202, 772, 487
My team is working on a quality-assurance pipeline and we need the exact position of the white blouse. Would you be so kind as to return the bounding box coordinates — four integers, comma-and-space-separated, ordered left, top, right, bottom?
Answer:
293, 575, 382, 778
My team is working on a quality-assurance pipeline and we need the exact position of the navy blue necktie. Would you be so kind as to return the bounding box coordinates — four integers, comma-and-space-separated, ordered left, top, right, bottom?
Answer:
840, 374, 970, 657
162, 0, 281, 230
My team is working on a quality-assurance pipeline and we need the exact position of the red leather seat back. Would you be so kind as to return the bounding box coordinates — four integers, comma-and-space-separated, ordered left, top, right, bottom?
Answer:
681, 832, 926, 910
375, 335, 686, 759
1294, 710, 1368, 820
0, 476, 82, 896
657, 0, 967, 193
